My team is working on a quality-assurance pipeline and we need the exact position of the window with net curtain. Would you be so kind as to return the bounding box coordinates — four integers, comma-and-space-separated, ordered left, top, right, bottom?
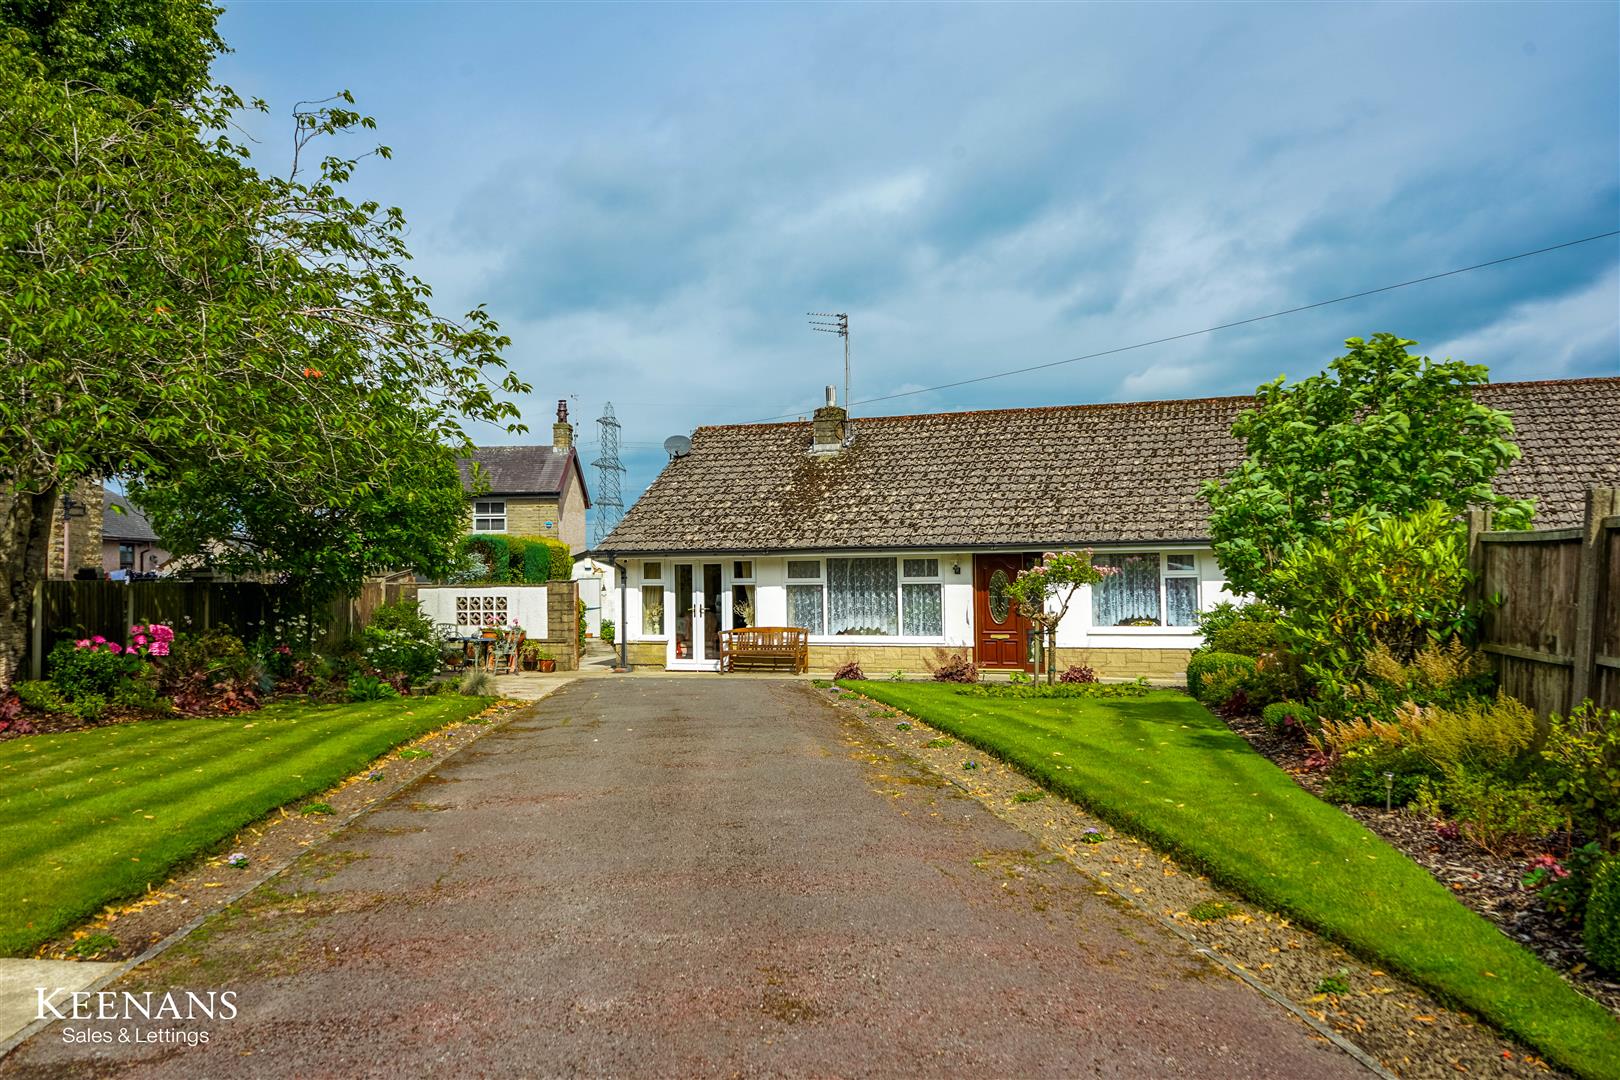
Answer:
827, 557, 899, 634
1091, 553, 1199, 627
1092, 553, 1164, 626
786, 560, 824, 633
901, 558, 943, 636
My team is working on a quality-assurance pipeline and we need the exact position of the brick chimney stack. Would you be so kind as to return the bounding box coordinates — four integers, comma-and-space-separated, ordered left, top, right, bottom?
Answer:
553, 399, 573, 451
811, 384, 847, 453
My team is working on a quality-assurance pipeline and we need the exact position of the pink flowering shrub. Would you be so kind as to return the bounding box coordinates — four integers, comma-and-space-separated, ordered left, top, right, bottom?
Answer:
128, 622, 174, 658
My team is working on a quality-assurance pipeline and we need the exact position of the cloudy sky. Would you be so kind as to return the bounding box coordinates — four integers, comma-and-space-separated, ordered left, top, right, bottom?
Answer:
217, 2, 1619, 532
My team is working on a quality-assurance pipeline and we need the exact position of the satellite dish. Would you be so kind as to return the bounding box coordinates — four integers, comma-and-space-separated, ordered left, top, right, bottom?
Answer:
663, 435, 693, 459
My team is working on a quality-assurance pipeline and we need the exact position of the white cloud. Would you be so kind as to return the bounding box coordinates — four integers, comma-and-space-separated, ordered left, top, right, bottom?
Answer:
1430, 268, 1620, 381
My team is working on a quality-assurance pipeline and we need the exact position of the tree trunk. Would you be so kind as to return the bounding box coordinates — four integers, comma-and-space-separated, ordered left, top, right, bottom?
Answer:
0, 483, 57, 691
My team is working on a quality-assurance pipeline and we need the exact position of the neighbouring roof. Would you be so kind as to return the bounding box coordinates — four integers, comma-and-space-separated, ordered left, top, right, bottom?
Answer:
102, 490, 161, 544
597, 378, 1620, 554
458, 446, 591, 507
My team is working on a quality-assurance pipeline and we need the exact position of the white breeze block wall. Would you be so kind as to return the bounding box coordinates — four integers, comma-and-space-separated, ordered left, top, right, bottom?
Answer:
417, 586, 550, 636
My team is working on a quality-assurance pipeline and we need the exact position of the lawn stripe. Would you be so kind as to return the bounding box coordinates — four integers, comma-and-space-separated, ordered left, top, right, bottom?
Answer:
847, 682, 1620, 1080
0, 696, 485, 956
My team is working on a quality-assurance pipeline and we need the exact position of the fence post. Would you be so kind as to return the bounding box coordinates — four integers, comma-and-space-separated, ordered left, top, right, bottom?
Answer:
1571, 486, 1620, 708
1465, 507, 1492, 609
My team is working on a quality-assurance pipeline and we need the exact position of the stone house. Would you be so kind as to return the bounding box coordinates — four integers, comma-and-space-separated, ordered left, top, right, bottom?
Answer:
457, 400, 593, 554
592, 378, 1619, 678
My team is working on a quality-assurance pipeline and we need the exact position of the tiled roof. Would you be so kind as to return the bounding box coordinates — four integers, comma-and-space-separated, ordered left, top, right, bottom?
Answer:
597, 378, 1619, 554
457, 445, 589, 504
102, 490, 160, 543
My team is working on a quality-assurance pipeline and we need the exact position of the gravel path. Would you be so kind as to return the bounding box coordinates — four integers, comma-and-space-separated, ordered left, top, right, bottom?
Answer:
3, 678, 1361, 1079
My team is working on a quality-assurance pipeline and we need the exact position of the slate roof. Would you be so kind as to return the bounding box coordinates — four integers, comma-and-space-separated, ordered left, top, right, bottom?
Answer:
457, 446, 590, 505
102, 490, 160, 543
597, 378, 1619, 554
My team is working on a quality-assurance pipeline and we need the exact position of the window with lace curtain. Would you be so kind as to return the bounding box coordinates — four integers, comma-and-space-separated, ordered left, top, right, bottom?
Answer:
1091, 552, 1200, 627
783, 556, 946, 638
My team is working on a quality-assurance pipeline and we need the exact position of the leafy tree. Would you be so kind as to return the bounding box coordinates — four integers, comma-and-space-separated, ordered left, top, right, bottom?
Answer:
1202, 334, 1531, 602
1007, 551, 1114, 684
0, 13, 527, 687
1, 0, 225, 104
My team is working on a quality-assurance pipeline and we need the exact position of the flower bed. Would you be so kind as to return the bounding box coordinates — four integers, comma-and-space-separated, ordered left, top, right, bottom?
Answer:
1224, 708, 1620, 1014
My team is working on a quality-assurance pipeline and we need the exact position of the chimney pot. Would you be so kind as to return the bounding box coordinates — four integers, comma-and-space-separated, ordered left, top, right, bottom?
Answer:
553, 398, 574, 451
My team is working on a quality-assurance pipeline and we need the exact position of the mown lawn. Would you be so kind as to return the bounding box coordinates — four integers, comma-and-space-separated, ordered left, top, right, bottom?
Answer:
844, 681, 1620, 1080
0, 695, 491, 957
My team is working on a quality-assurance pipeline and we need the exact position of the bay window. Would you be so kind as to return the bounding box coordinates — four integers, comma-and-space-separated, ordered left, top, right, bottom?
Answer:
1091, 552, 1200, 627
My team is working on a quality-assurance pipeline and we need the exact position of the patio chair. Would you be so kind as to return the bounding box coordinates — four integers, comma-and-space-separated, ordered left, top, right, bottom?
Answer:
490, 628, 524, 675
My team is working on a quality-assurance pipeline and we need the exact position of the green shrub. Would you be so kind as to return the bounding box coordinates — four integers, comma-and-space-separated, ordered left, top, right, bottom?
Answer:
48, 639, 141, 702
1542, 701, 1620, 849
1527, 842, 1604, 923
1185, 651, 1256, 702
1261, 700, 1313, 733
600, 618, 615, 645
1322, 741, 1437, 807
13, 680, 64, 713
1445, 771, 1563, 857
1271, 504, 1474, 701
504, 535, 530, 581
1358, 639, 1494, 712
1205, 618, 1279, 658
346, 674, 399, 702
463, 534, 512, 582
362, 602, 442, 683
542, 538, 572, 580
1583, 857, 1620, 974
1410, 694, 1536, 775
519, 537, 550, 582
1193, 601, 1280, 640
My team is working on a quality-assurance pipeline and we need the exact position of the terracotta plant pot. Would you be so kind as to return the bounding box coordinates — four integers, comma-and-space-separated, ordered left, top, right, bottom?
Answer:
538, 659, 557, 673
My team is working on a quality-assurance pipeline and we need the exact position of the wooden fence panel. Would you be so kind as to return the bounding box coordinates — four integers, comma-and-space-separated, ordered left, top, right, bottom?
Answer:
1596, 520, 1620, 713
1475, 488, 1620, 719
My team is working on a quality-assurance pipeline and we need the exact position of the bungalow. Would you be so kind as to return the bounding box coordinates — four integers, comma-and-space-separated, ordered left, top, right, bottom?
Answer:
457, 400, 593, 555
594, 377, 1619, 678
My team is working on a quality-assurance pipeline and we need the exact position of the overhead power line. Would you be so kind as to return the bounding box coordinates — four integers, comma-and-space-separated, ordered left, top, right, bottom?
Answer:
753, 229, 1620, 423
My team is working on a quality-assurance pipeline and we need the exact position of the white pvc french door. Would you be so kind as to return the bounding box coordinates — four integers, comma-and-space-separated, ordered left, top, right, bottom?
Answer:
668, 562, 725, 670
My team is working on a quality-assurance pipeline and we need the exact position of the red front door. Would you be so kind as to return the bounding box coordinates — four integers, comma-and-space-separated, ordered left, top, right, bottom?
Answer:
974, 554, 1033, 670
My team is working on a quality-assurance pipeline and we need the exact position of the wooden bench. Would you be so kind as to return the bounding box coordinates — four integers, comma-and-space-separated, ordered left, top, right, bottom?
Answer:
720, 627, 809, 673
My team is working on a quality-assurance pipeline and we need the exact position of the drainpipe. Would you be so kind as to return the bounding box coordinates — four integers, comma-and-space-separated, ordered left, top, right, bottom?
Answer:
613, 556, 628, 671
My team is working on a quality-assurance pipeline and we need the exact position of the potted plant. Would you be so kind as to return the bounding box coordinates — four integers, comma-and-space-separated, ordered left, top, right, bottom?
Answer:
536, 648, 557, 674
520, 641, 542, 671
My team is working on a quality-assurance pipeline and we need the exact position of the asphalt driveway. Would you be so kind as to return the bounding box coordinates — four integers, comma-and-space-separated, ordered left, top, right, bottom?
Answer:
3, 679, 1362, 1078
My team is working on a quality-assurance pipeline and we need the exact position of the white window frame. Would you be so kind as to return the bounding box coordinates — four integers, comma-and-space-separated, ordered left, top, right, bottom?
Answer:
472, 499, 507, 533
1090, 550, 1202, 632
785, 558, 826, 635
1162, 553, 1199, 628
899, 557, 944, 638
783, 554, 950, 643
636, 561, 666, 639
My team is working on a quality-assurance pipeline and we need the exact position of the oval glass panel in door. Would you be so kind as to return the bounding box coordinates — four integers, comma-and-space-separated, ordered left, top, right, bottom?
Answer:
989, 569, 1011, 623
